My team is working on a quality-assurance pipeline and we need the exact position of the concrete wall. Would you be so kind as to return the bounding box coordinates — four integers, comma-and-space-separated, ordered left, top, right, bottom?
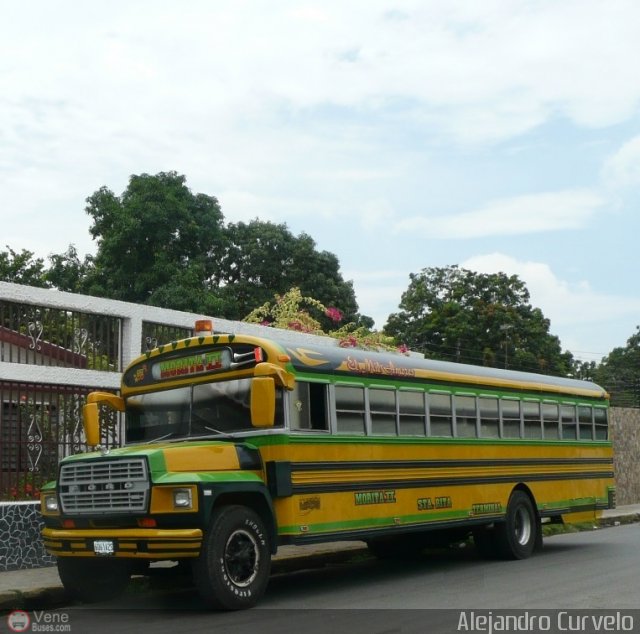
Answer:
0, 502, 54, 571
610, 407, 640, 506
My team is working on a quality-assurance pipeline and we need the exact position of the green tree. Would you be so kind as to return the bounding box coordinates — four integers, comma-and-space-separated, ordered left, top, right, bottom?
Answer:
570, 359, 598, 381
46, 245, 93, 292
9, 173, 368, 326
0, 246, 49, 287
384, 265, 573, 375
82, 171, 225, 314
594, 327, 640, 407
217, 219, 365, 326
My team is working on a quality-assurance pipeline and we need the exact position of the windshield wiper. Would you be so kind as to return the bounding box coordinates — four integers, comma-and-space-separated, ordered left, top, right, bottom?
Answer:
146, 432, 179, 444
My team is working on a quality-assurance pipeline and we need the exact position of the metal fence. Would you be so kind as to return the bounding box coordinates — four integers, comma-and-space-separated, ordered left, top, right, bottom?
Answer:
603, 379, 640, 409
142, 321, 192, 352
0, 299, 122, 371
0, 382, 121, 500
0, 288, 207, 501
0, 311, 197, 500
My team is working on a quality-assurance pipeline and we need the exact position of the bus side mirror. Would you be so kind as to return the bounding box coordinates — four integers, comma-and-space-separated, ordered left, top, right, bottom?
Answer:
83, 403, 101, 447
83, 392, 124, 448
250, 377, 276, 428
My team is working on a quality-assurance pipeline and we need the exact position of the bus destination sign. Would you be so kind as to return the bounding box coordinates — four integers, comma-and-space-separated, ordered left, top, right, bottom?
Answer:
152, 349, 232, 380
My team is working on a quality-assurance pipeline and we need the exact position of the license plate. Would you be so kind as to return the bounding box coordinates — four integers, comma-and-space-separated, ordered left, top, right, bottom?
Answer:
93, 540, 115, 556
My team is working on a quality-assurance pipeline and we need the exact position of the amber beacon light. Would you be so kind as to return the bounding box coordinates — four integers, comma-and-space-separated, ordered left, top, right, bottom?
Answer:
194, 319, 213, 335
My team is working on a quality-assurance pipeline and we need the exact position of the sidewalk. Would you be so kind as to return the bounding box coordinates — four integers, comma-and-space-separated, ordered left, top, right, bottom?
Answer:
2, 505, 639, 612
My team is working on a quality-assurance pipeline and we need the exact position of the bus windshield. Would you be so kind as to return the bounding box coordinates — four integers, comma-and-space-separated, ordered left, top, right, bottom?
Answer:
125, 378, 281, 443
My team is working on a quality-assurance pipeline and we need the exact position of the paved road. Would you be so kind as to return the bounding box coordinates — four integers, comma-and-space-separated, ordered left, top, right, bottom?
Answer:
264, 524, 640, 610
6, 524, 640, 634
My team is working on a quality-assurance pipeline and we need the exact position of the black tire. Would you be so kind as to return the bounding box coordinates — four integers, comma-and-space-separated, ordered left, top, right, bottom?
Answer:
494, 490, 538, 560
57, 557, 131, 603
193, 505, 271, 610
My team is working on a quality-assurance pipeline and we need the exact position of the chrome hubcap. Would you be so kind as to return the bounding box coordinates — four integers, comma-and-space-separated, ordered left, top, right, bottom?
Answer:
224, 529, 259, 587
514, 506, 532, 546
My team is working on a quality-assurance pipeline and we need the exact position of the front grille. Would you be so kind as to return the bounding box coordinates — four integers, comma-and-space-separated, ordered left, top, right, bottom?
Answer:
59, 458, 150, 515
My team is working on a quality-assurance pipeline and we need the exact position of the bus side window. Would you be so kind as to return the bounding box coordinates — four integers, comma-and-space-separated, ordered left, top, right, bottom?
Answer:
501, 399, 521, 438
429, 393, 453, 437
370, 388, 397, 435
579, 406, 594, 440
543, 403, 560, 439
561, 404, 577, 439
290, 383, 310, 430
594, 407, 608, 440
454, 395, 477, 438
523, 401, 542, 439
309, 383, 328, 430
335, 385, 366, 435
290, 383, 328, 431
479, 397, 499, 438
398, 390, 426, 436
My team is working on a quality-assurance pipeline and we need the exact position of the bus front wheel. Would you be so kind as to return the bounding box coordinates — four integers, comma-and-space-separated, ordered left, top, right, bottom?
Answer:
494, 490, 538, 560
193, 505, 271, 610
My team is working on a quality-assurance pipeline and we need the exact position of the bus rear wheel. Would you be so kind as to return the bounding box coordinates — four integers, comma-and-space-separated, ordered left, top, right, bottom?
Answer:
193, 505, 271, 610
494, 490, 538, 560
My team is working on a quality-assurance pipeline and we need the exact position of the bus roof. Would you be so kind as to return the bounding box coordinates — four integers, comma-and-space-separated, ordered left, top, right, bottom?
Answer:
127, 330, 608, 401
277, 338, 608, 401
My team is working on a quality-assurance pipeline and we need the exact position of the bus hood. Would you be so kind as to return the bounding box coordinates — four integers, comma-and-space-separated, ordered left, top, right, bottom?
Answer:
60, 441, 262, 477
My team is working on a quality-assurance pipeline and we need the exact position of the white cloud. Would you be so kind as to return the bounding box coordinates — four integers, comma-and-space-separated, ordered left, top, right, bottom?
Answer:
4, 0, 640, 159
461, 253, 640, 358
345, 269, 409, 327
396, 190, 604, 239
602, 135, 640, 188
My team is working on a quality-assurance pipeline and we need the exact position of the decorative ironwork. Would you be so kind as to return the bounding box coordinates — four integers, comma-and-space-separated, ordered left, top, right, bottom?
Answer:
27, 317, 43, 352
0, 382, 116, 500
70, 394, 85, 454
73, 327, 89, 355
25, 404, 44, 472
0, 300, 122, 371
142, 322, 192, 352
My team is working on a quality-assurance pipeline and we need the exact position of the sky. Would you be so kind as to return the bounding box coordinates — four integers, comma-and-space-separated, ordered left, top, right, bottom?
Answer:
2, 0, 640, 363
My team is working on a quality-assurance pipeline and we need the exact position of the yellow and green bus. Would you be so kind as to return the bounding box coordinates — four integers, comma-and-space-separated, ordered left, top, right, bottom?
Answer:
41, 321, 614, 609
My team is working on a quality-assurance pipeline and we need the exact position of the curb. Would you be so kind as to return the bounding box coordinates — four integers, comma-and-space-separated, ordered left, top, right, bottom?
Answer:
0, 587, 68, 613
598, 512, 640, 527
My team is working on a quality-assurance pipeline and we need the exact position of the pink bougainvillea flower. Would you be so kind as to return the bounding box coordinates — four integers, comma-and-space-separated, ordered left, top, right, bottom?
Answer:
339, 336, 357, 348
325, 307, 343, 323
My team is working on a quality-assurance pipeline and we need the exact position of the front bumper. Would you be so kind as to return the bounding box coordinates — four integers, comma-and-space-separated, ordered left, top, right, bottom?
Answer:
42, 527, 203, 559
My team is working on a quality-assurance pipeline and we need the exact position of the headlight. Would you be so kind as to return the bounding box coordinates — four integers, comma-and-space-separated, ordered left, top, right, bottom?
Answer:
172, 488, 193, 509
42, 493, 59, 514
